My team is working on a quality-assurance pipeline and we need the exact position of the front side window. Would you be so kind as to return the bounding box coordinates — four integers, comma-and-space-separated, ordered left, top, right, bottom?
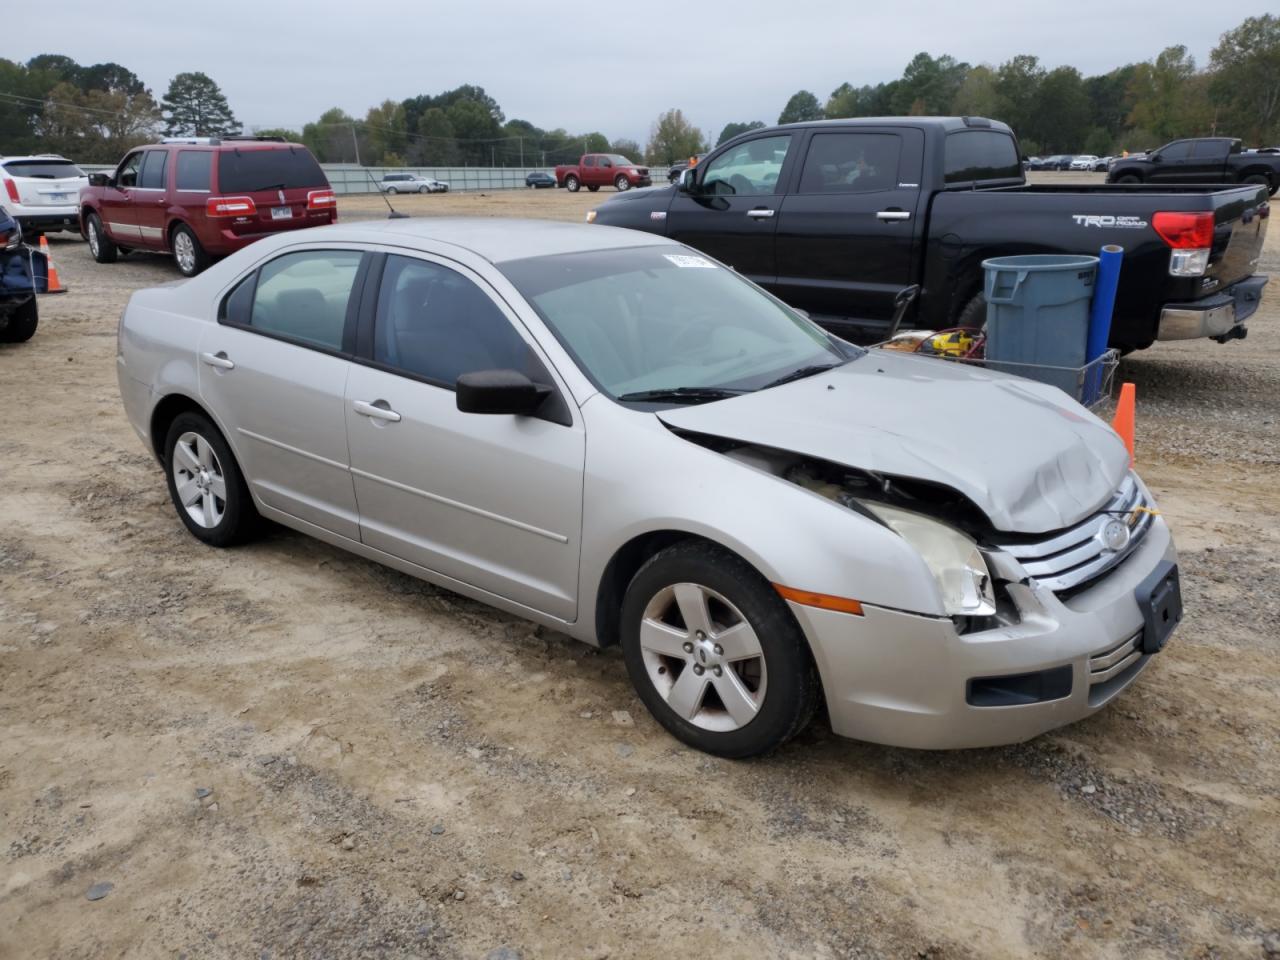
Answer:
500, 246, 850, 400
583, 156, 596, 167
221, 250, 362, 351
140, 150, 167, 190
1158, 141, 1192, 161
117, 152, 142, 189
175, 151, 212, 191
700, 135, 792, 196
373, 255, 541, 387
943, 131, 1021, 184
798, 133, 901, 194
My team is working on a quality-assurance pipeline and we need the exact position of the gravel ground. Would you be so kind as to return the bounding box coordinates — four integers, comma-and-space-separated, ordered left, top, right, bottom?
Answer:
1, 181, 1277, 959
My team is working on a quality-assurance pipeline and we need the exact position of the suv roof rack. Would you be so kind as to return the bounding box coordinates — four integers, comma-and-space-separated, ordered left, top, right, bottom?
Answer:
162, 137, 221, 145
223, 135, 287, 142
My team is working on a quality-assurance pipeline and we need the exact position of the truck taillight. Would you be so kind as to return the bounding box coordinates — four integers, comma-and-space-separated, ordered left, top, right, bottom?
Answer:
3, 178, 19, 203
206, 196, 257, 217
307, 189, 336, 210
1153, 211, 1213, 277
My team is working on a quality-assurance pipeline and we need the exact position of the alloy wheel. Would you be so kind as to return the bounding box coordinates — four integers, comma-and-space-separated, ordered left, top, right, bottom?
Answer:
172, 431, 227, 529
174, 232, 196, 275
87, 221, 100, 257
638, 582, 767, 732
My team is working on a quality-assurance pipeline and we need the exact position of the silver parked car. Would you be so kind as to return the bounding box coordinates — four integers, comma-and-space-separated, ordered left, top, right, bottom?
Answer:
381, 173, 449, 194
116, 219, 1182, 756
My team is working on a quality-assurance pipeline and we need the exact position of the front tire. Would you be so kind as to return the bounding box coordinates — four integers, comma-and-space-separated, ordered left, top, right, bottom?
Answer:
171, 224, 209, 277
163, 412, 258, 547
0, 297, 38, 343
419, 186, 429, 194
620, 541, 820, 758
86, 213, 117, 264
565, 175, 580, 193
615, 175, 630, 191
1116, 174, 1140, 185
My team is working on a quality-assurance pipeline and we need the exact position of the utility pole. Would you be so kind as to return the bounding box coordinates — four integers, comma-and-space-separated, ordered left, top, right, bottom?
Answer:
350, 124, 361, 166
491, 145, 495, 167
519, 137, 524, 168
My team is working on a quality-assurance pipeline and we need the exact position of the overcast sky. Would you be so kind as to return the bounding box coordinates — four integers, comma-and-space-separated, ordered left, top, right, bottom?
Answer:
9, 1, 1252, 145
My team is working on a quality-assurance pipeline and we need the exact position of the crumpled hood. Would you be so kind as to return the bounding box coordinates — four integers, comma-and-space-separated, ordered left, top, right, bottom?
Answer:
658, 351, 1130, 534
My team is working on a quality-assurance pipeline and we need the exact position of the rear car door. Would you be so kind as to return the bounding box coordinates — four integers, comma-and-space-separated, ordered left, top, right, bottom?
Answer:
345, 252, 585, 620
133, 149, 170, 247
100, 151, 144, 244
665, 133, 796, 287
773, 128, 924, 325
1188, 140, 1231, 183
582, 155, 598, 187
198, 248, 367, 540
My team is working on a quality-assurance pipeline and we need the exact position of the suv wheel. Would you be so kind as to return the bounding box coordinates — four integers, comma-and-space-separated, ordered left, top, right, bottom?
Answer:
85, 213, 118, 264
163, 412, 258, 547
171, 224, 209, 277
565, 175, 580, 192
0, 297, 38, 343
615, 175, 630, 191
620, 541, 820, 758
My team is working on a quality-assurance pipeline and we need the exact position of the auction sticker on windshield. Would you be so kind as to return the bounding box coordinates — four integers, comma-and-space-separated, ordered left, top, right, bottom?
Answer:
664, 254, 716, 269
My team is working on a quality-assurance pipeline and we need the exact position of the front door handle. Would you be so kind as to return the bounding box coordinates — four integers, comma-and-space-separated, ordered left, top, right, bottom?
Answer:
876, 210, 911, 221
746, 208, 775, 219
353, 399, 401, 423
200, 351, 235, 370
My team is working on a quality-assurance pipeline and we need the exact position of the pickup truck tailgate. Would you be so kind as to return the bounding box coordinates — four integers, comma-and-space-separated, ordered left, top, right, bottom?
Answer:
1209, 187, 1269, 292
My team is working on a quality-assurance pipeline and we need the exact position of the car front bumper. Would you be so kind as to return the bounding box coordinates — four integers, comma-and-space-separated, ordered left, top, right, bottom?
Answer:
789, 512, 1177, 749
1158, 274, 1268, 341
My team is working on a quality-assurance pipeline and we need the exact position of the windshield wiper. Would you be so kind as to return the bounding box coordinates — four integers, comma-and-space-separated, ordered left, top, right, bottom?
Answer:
616, 386, 745, 404
249, 182, 287, 193
761, 362, 845, 390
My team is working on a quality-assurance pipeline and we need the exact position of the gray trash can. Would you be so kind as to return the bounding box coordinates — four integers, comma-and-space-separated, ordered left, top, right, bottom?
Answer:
982, 254, 1099, 396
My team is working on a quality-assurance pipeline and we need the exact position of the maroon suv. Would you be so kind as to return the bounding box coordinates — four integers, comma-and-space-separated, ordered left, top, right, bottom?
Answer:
80, 137, 337, 277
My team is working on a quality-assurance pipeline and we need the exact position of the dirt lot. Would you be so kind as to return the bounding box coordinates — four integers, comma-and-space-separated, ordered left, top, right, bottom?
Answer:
2, 180, 1278, 959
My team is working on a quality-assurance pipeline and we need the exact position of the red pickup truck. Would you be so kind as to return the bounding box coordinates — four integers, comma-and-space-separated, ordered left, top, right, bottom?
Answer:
555, 154, 651, 192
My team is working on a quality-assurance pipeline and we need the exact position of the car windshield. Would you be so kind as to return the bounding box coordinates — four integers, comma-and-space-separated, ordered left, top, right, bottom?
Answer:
607, 156, 636, 167
499, 246, 857, 403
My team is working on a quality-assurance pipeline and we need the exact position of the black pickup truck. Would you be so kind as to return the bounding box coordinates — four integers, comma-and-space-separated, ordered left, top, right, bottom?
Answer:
1108, 138, 1280, 194
590, 117, 1270, 351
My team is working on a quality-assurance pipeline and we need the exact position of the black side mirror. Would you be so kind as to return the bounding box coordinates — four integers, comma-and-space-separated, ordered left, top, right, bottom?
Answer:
677, 167, 698, 193
456, 369, 550, 416
1149, 153, 1162, 163
88, 172, 111, 188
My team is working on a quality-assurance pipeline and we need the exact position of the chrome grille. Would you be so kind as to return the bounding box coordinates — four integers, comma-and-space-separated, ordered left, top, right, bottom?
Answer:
991, 474, 1153, 593
1088, 632, 1143, 685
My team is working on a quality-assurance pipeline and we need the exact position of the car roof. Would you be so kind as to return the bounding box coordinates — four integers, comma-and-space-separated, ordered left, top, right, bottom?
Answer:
297, 217, 675, 265
1, 155, 76, 163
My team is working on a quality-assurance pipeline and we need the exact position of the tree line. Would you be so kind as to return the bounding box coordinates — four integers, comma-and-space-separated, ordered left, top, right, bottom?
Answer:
1, 14, 1275, 168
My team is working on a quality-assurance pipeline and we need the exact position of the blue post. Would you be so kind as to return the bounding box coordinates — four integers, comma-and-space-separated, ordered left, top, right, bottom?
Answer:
1084, 244, 1124, 404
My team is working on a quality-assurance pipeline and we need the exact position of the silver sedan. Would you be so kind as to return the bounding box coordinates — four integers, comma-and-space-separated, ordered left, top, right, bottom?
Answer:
116, 219, 1180, 756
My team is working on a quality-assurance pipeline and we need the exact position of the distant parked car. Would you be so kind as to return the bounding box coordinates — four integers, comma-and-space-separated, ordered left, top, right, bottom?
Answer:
1092, 156, 1113, 172
381, 173, 449, 194
1041, 155, 1075, 171
525, 171, 556, 189
555, 154, 651, 192
1069, 155, 1099, 171
0, 204, 44, 342
668, 154, 707, 183
1109, 137, 1280, 194
79, 135, 336, 277
0, 154, 87, 235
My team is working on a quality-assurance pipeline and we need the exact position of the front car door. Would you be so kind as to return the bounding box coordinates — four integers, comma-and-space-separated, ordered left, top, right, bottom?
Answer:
344, 252, 585, 620
100, 150, 143, 244
198, 247, 367, 540
134, 149, 170, 248
1148, 140, 1193, 183
773, 128, 924, 327
666, 133, 796, 286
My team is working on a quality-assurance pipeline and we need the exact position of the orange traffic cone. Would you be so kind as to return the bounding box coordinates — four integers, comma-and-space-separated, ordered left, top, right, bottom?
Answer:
1112, 382, 1135, 465
38, 234, 67, 294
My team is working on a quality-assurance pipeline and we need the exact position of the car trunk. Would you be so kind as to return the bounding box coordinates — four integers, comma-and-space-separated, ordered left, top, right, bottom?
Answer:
213, 147, 333, 235
3, 159, 84, 206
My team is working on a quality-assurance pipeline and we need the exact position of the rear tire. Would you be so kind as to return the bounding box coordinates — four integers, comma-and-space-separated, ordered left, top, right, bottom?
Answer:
620, 540, 820, 758
85, 213, 117, 264
163, 412, 258, 547
171, 223, 209, 278
956, 290, 987, 330
0, 297, 38, 343
565, 175, 580, 192
1243, 173, 1273, 195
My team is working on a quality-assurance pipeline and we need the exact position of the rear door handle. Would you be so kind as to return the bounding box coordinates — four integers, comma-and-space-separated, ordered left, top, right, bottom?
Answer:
876, 210, 911, 221
353, 399, 401, 423
200, 351, 235, 370
746, 208, 775, 219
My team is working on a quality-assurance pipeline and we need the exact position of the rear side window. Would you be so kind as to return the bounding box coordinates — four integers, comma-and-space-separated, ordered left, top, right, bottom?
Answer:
3, 159, 85, 179
216, 147, 327, 192
372, 255, 541, 387
798, 133, 901, 194
220, 250, 362, 352
140, 151, 167, 190
944, 131, 1021, 184
1192, 140, 1230, 160
176, 151, 213, 191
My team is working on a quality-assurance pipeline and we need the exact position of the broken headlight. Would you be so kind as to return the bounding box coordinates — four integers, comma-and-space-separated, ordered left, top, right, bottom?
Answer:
859, 501, 996, 618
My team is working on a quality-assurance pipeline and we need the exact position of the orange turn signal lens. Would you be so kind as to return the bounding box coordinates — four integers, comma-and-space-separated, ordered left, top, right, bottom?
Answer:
773, 584, 864, 616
